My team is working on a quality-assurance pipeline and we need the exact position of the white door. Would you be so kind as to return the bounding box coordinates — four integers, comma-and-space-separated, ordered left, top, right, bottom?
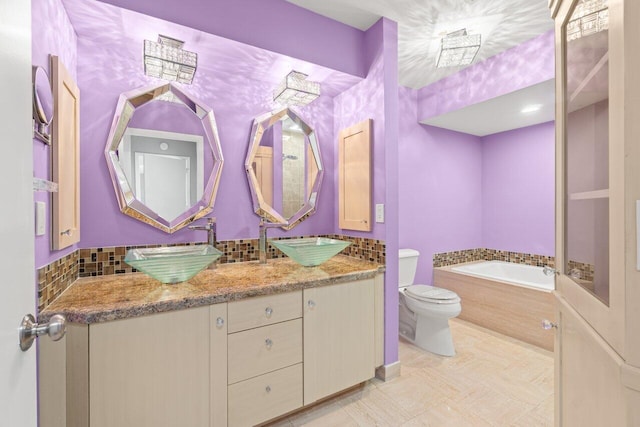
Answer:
0, 1, 38, 426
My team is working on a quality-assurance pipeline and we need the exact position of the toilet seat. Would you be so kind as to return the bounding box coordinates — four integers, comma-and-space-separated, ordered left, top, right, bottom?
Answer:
405, 285, 460, 304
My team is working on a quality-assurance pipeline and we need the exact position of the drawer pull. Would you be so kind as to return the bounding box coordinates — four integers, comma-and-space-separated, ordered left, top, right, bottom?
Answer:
265, 385, 272, 393
308, 300, 316, 309
216, 317, 224, 328
265, 338, 273, 349
265, 306, 273, 318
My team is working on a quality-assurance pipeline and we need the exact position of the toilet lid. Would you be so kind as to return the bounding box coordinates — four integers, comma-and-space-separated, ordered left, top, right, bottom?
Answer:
405, 285, 460, 304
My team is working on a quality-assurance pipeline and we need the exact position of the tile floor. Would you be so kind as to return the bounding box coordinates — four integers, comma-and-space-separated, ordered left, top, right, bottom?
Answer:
267, 319, 554, 426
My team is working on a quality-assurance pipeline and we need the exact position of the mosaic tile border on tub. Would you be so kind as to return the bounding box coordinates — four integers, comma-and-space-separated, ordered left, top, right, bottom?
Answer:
433, 248, 555, 269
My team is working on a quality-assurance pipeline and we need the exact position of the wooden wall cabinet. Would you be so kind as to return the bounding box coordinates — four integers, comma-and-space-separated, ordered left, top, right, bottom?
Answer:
338, 119, 372, 231
50, 55, 80, 250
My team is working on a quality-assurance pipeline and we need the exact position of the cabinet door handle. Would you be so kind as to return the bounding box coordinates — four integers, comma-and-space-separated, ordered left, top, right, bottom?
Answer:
541, 319, 558, 330
216, 317, 224, 328
265, 338, 273, 349
308, 300, 316, 309
265, 385, 272, 393
265, 306, 273, 318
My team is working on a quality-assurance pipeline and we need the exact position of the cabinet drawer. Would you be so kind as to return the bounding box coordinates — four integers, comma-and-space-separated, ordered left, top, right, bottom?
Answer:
228, 291, 301, 333
228, 319, 302, 384
228, 363, 303, 427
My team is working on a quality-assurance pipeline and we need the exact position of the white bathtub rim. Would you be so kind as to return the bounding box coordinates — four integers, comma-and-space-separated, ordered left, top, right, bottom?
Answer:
447, 261, 555, 292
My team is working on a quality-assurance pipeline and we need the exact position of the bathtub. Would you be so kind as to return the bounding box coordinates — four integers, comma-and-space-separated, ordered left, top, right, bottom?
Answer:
434, 261, 555, 351
452, 261, 555, 291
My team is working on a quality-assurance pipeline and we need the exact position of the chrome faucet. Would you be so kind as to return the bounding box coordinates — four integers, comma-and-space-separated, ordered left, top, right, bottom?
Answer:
542, 266, 556, 276
189, 217, 218, 269
259, 218, 282, 264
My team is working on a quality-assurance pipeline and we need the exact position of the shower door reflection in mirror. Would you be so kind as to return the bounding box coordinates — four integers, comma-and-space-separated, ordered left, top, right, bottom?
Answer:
246, 108, 322, 229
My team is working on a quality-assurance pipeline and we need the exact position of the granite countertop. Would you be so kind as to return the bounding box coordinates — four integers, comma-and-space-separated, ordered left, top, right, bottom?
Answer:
41, 255, 384, 324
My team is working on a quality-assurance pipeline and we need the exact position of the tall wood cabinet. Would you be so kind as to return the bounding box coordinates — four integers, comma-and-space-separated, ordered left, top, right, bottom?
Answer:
550, 0, 640, 424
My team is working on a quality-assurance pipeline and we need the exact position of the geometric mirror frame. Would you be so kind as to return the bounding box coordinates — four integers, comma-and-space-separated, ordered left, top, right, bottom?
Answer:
245, 107, 323, 230
104, 83, 224, 233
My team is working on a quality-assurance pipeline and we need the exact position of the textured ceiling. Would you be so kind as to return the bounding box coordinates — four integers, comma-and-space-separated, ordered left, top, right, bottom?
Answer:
287, 0, 554, 89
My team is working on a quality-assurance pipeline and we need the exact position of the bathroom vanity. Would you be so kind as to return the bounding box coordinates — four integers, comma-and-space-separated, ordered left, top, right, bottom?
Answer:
38, 256, 384, 427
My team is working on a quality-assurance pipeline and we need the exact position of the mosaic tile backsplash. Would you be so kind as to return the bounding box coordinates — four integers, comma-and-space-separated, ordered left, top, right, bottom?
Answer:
37, 235, 385, 311
433, 248, 556, 269
37, 251, 79, 313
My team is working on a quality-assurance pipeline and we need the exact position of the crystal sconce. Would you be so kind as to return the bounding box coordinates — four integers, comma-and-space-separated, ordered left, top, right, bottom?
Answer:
436, 29, 481, 68
144, 35, 197, 84
273, 71, 320, 106
566, 0, 608, 42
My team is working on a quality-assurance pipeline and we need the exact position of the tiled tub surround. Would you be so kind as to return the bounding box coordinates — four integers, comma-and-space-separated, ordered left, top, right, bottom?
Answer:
433, 248, 555, 269
37, 236, 385, 311
40, 255, 383, 324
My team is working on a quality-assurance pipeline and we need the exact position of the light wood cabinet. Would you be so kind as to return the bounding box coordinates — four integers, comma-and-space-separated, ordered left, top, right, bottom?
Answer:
40, 278, 382, 426
89, 307, 212, 427
303, 279, 376, 405
551, 0, 640, 424
50, 55, 80, 250
338, 119, 372, 231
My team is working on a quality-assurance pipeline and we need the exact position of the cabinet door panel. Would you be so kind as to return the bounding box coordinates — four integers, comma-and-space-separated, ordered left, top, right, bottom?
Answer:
228, 363, 303, 427
228, 290, 301, 333
89, 307, 210, 427
303, 280, 375, 404
228, 319, 302, 384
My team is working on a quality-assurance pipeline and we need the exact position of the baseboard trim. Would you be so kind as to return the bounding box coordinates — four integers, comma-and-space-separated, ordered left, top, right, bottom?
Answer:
375, 361, 401, 381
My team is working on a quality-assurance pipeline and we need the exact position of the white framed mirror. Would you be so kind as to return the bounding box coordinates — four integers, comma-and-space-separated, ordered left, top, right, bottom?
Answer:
105, 83, 223, 233
245, 108, 323, 230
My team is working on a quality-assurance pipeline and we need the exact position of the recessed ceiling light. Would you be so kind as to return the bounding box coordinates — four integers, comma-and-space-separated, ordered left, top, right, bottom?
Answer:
521, 104, 543, 114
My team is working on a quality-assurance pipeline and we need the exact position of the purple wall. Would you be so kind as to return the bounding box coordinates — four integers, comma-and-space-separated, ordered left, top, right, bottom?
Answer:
32, 0, 78, 268
37, 1, 401, 366
482, 122, 555, 255
417, 30, 555, 122
399, 87, 484, 286
331, 18, 400, 364
97, 0, 365, 78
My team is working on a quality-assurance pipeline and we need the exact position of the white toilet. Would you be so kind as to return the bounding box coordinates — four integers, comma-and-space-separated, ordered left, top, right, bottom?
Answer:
398, 249, 461, 357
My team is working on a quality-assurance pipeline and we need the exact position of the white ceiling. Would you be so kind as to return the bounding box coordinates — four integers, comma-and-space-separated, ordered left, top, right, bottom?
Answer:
420, 79, 555, 136
287, 0, 554, 89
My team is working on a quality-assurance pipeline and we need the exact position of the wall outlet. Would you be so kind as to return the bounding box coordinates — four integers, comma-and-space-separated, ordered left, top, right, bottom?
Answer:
375, 204, 385, 223
35, 201, 46, 236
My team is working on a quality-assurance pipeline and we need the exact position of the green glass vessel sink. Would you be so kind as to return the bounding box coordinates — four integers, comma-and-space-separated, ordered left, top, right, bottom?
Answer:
271, 237, 351, 267
124, 245, 222, 284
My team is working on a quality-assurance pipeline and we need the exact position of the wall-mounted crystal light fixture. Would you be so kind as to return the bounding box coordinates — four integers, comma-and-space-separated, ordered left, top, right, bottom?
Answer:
144, 35, 197, 84
273, 71, 320, 106
436, 29, 481, 68
566, 0, 608, 42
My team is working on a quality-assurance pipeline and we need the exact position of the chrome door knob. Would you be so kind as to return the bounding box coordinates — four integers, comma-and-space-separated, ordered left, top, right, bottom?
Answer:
265, 385, 272, 393
308, 300, 316, 309
265, 307, 273, 318
19, 313, 66, 351
265, 338, 273, 349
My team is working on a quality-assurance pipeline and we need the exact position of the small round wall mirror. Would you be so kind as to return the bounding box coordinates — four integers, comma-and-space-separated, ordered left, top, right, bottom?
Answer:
245, 108, 323, 230
105, 83, 224, 233
32, 66, 54, 144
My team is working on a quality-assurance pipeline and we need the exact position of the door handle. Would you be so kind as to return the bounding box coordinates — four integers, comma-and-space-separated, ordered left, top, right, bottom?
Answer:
19, 313, 66, 351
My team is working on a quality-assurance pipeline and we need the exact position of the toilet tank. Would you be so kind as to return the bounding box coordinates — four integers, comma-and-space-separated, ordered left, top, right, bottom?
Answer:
398, 249, 420, 288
